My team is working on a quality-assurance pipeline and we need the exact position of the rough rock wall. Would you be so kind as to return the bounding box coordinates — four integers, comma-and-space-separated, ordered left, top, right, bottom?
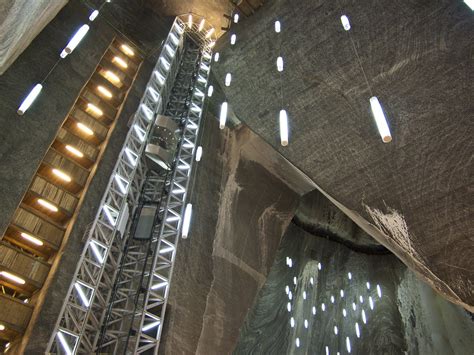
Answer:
212, 0, 474, 310
235, 222, 474, 354
159, 114, 314, 354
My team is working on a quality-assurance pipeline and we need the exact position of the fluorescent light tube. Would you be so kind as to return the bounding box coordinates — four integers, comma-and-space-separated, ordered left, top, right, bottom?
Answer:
275, 20, 281, 33
61, 24, 90, 58
370, 96, 392, 143
277, 56, 284, 72
279, 109, 289, 146
89, 10, 99, 21
17, 83, 43, 115
181, 203, 193, 238
219, 102, 228, 129
341, 15, 351, 31
225, 73, 232, 86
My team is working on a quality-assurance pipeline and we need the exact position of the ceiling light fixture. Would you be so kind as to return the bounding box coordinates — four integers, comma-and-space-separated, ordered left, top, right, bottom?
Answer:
104, 70, 121, 84
38, 198, 59, 212
340, 15, 351, 31
181, 203, 193, 238
198, 19, 205, 31
89, 10, 99, 22
60, 24, 90, 58
464, 0, 474, 10
21, 232, 44, 246
195, 146, 203, 162
219, 102, 228, 129
112, 56, 128, 69
17, 83, 43, 115
97, 85, 113, 98
275, 20, 281, 33
120, 44, 135, 57
370, 96, 392, 143
87, 103, 103, 116
277, 56, 284, 72
52, 168, 72, 182
0, 271, 26, 285
230, 34, 237, 45
279, 109, 289, 146
225, 73, 232, 86
77, 122, 94, 136
233, 13, 239, 23
65, 145, 84, 158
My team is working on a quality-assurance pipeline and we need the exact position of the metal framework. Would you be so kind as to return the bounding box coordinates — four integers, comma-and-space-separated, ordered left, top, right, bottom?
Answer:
47, 15, 214, 355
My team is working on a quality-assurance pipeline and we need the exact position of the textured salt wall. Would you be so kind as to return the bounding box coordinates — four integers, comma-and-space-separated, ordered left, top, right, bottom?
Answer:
159, 113, 314, 354
213, 0, 474, 310
235, 222, 474, 354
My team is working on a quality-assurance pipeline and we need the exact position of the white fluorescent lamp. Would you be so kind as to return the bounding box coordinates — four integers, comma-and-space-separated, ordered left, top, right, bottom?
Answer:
74, 282, 91, 307
198, 19, 205, 31
0, 271, 26, 285
348, 272, 352, 280
233, 13, 239, 23
188, 14, 193, 28
318, 262, 322, 270
340, 15, 351, 31
362, 309, 367, 324
277, 56, 284, 72
230, 34, 237, 45
134, 124, 146, 142
334, 326, 338, 335
17, 83, 43, 115
279, 109, 289, 146
89, 9, 99, 21
369, 296, 374, 310
114, 174, 129, 194
207, 85, 213, 97
295, 338, 300, 348
464, 0, 474, 10
312, 306, 316, 315
154, 70, 165, 85
219, 102, 228, 129
21, 232, 43, 246
142, 320, 160, 332
57, 332, 73, 355
141, 103, 153, 120
195, 146, 203, 162
287, 303, 291, 312
160, 57, 170, 71
377, 284, 382, 298
346, 337, 351, 353
181, 203, 192, 238
214, 52, 220, 62
225, 73, 232, 86
148, 87, 159, 102
165, 44, 175, 57
275, 20, 281, 33
170, 33, 179, 46
370, 96, 392, 143
355, 322, 361, 338
90, 241, 105, 263
321, 303, 326, 311
290, 317, 295, 328
205, 27, 215, 38
342, 308, 347, 317
325, 346, 329, 355
60, 24, 90, 58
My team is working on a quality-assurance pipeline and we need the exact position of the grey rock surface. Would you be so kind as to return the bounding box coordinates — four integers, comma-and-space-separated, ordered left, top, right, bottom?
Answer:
0, 0, 67, 74
235, 222, 474, 355
159, 113, 314, 354
212, 0, 474, 310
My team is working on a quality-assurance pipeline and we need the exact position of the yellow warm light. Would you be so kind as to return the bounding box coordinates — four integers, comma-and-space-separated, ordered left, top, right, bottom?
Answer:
20, 232, 44, 246
52, 168, 72, 182
37, 198, 59, 212
205, 27, 215, 38
97, 85, 113, 98
104, 70, 121, 84
87, 103, 103, 117
0, 324, 5, 331
77, 122, 94, 136
198, 19, 205, 31
65, 145, 84, 158
0, 271, 26, 285
112, 56, 128, 69
121, 44, 135, 57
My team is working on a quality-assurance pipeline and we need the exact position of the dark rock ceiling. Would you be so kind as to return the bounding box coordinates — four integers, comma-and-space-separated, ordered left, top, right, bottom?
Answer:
211, 0, 473, 311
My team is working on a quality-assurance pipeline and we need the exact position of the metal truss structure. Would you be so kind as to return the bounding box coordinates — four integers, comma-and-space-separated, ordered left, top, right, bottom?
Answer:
47, 15, 214, 354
